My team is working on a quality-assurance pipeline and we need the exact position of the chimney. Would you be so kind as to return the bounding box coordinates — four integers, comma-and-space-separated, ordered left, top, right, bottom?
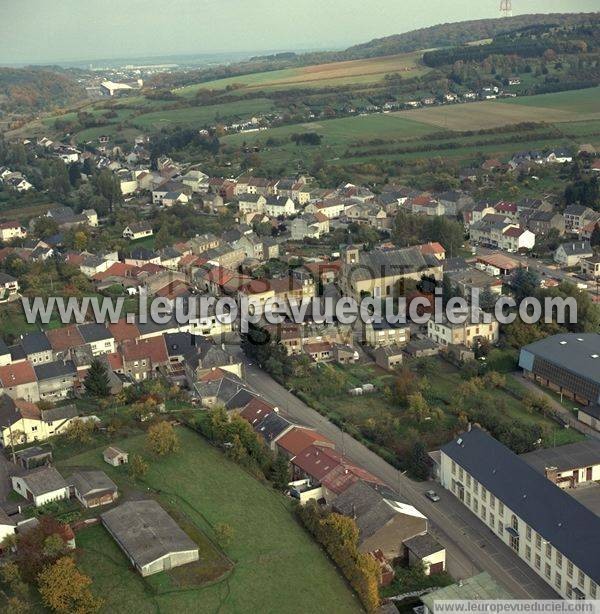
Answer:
467, 422, 472, 432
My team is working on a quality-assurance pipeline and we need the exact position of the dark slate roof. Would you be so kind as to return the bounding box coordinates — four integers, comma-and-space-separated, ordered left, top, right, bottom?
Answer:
253, 412, 292, 444
332, 481, 419, 541
520, 439, 600, 474
20, 466, 67, 496
521, 334, 600, 387
71, 470, 117, 497
78, 323, 113, 343
41, 404, 78, 422
34, 360, 76, 381
0, 394, 22, 428
558, 241, 593, 256
403, 532, 444, 558
20, 331, 51, 355
441, 428, 600, 584
0, 337, 9, 356
224, 389, 257, 411
349, 247, 440, 282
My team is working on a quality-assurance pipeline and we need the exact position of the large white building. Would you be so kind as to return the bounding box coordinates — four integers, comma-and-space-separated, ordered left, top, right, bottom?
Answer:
440, 427, 600, 600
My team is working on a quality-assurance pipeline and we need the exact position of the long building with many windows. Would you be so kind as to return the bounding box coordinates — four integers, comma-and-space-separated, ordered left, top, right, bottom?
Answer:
440, 427, 600, 600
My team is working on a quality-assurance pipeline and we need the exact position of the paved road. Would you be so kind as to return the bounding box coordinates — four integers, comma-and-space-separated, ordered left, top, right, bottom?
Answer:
234, 350, 558, 599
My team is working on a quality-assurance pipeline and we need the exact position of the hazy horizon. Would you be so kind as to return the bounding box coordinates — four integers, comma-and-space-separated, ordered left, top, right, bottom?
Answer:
1, 0, 598, 65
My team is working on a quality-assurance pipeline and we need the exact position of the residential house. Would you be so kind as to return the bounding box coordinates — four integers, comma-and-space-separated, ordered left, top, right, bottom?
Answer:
373, 345, 404, 371
123, 222, 153, 241
264, 196, 295, 218
290, 213, 330, 240
526, 211, 565, 236
0, 362, 39, 402
554, 242, 593, 267
564, 205, 594, 234
581, 255, 600, 279
404, 533, 446, 575
427, 315, 499, 349
34, 360, 77, 401
238, 194, 266, 215
121, 337, 168, 381
19, 332, 53, 365
78, 323, 115, 355
332, 481, 427, 563
0, 272, 20, 302
0, 221, 27, 242
363, 320, 410, 348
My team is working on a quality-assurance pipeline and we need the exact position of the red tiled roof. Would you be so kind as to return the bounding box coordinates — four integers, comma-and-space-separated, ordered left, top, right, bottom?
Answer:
94, 262, 140, 281
198, 367, 230, 382
239, 397, 276, 426
276, 427, 333, 457
419, 242, 445, 256
0, 362, 37, 387
503, 226, 525, 237
0, 221, 21, 230
155, 280, 190, 299
15, 399, 41, 420
46, 324, 85, 352
122, 337, 168, 364
108, 318, 140, 343
304, 342, 333, 354
106, 352, 123, 371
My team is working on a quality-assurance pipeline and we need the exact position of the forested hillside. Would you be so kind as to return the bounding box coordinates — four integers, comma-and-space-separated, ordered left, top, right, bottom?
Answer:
0, 67, 85, 114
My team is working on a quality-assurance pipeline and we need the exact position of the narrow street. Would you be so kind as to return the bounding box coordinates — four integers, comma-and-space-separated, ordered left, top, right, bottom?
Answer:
233, 348, 559, 599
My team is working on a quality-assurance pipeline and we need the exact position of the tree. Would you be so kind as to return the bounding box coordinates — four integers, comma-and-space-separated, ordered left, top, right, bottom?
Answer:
146, 421, 179, 456
590, 224, 600, 248
214, 522, 234, 547
83, 358, 110, 397
33, 217, 59, 240
38, 557, 102, 614
64, 419, 95, 445
406, 441, 431, 480
270, 453, 291, 490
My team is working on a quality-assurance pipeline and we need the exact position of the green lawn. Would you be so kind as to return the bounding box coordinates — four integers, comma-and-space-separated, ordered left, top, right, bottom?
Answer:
132, 99, 275, 130
58, 428, 363, 614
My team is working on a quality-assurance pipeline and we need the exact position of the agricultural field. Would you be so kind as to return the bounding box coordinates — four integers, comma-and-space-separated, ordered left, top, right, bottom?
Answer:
131, 98, 275, 130
504, 86, 600, 114
58, 428, 362, 614
175, 52, 429, 95
224, 112, 438, 147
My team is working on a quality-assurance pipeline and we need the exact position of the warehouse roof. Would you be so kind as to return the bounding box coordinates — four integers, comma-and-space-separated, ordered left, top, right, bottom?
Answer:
101, 500, 198, 569
521, 334, 600, 386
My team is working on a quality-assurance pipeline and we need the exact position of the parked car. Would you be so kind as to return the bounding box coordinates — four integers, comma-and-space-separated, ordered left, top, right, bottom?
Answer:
425, 490, 440, 502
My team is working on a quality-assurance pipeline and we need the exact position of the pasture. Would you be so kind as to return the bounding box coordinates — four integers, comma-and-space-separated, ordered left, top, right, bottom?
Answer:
175, 52, 429, 95
132, 98, 275, 130
224, 113, 438, 147
59, 428, 362, 614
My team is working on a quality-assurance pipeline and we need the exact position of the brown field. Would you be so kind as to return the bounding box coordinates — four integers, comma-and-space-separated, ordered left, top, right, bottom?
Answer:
393, 100, 600, 131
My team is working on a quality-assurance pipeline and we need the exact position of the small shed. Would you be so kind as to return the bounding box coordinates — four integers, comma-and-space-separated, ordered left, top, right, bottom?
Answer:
403, 532, 446, 575
103, 446, 129, 467
71, 470, 119, 509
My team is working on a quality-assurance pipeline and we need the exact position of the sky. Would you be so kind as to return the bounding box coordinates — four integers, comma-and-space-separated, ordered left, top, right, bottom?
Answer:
0, 0, 598, 65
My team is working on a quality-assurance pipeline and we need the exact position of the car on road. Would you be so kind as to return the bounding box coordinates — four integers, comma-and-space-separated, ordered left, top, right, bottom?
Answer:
424, 490, 440, 502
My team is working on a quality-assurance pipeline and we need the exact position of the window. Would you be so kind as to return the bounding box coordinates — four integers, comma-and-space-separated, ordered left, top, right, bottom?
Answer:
498, 502, 504, 515
481, 490, 486, 502
556, 552, 562, 568
474, 501, 478, 514
481, 508, 487, 521
545, 543, 552, 559
525, 545, 531, 561
511, 515, 518, 531
490, 494, 495, 508
567, 562, 574, 578
490, 513, 495, 527
590, 582, 597, 599
545, 564, 551, 580
466, 475, 471, 488
474, 482, 479, 495
459, 467, 464, 480
452, 461, 456, 475
509, 535, 519, 552
526, 526, 532, 541
555, 573, 562, 589
466, 493, 471, 507
536, 535, 542, 550
535, 554, 541, 570
578, 570, 584, 587
498, 520, 503, 534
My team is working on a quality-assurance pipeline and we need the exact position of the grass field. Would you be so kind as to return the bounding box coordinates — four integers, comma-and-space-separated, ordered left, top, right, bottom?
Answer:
393, 86, 600, 131
224, 113, 438, 147
505, 86, 600, 114
175, 52, 429, 96
58, 428, 362, 614
132, 98, 275, 130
